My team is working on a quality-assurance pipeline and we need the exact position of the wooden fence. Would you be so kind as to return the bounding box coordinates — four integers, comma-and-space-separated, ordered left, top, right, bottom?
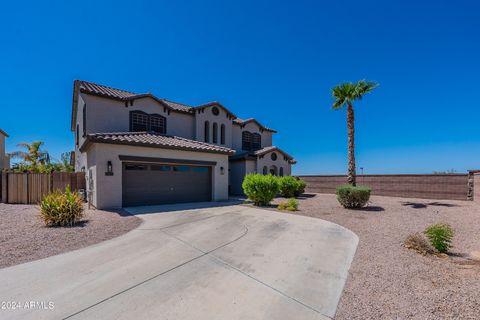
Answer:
0, 172, 85, 204
298, 174, 470, 201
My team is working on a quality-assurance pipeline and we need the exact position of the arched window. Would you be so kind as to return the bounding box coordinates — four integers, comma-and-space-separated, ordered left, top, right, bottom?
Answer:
220, 124, 225, 144
252, 133, 261, 150
279, 167, 284, 176
212, 123, 218, 143
269, 165, 278, 176
262, 166, 268, 175
242, 131, 252, 150
204, 121, 210, 142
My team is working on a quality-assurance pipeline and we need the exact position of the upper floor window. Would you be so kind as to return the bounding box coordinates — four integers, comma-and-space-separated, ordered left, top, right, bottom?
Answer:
220, 124, 225, 144
212, 123, 218, 143
149, 114, 166, 133
242, 131, 262, 151
242, 131, 252, 151
212, 106, 220, 116
130, 111, 148, 132
204, 121, 210, 142
130, 111, 166, 134
252, 133, 261, 150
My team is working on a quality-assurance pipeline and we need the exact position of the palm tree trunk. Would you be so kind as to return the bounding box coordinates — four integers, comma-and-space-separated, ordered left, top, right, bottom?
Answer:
347, 103, 356, 186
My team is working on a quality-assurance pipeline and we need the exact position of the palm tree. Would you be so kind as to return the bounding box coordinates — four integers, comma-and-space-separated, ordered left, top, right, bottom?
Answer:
331, 80, 378, 186
11, 141, 50, 170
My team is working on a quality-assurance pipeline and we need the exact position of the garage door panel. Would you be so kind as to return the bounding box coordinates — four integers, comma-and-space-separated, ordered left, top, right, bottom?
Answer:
122, 162, 212, 207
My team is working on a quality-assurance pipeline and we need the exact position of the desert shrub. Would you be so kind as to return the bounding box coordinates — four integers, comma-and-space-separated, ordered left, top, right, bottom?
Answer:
294, 178, 306, 197
277, 198, 299, 211
335, 185, 371, 208
404, 233, 434, 255
424, 223, 454, 253
242, 174, 280, 206
278, 176, 299, 198
39, 186, 84, 227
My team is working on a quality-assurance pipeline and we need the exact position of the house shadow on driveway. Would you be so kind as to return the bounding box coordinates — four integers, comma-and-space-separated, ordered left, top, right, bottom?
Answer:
125, 199, 245, 215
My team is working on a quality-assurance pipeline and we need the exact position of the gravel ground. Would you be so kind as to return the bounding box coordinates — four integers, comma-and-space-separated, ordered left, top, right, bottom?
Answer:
273, 194, 480, 320
0, 204, 141, 269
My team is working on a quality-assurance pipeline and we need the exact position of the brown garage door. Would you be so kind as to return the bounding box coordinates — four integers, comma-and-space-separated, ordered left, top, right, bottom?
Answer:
122, 162, 212, 207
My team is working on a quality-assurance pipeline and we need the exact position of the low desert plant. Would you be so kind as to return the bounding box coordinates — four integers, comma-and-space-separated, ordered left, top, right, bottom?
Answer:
336, 184, 371, 208
424, 223, 454, 253
404, 233, 434, 255
39, 186, 84, 227
278, 198, 299, 211
242, 174, 280, 206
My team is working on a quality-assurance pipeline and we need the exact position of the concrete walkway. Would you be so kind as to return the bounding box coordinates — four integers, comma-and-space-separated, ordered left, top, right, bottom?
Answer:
0, 203, 358, 320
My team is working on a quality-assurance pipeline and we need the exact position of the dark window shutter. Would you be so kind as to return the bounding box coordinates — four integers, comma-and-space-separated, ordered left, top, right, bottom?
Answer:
212, 123, 218, 143
220, 124, 225, 144
82, 104, 87, 137
204, 121, 210, 142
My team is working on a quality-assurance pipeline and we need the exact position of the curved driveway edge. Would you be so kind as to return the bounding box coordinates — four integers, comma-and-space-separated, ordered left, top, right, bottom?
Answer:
0, 203, 358, 320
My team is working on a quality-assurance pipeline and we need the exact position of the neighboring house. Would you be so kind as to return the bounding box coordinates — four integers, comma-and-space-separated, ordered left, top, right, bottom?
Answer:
71, 80, 295, 208
0, 129, 9, 170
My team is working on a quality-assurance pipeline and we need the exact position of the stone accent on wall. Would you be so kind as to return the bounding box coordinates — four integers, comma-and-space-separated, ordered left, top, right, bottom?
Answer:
474, 173, 480, 204
298, 174, 470, 201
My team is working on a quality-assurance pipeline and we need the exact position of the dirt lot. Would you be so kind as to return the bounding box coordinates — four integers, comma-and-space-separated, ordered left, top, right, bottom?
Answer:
274, 194, 480, 320
0, 204, 141, 269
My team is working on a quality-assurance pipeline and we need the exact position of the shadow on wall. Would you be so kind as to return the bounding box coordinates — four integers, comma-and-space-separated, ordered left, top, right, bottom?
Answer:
401, 201, 459, 209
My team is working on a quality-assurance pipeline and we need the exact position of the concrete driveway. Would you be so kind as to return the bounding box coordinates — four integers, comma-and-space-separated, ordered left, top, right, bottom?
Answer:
0, 202, 358, 320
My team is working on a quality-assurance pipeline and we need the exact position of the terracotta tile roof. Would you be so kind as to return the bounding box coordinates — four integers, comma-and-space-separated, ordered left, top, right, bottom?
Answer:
253, 146, 293, 160
81, 132, 235, 155
233, 118, 277, 133
77, 80, 138, 99
160, 99, 194, 113
230, 146, 295, 164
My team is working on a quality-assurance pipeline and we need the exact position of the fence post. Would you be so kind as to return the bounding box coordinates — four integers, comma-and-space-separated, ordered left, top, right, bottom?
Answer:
1, 172, 7, 203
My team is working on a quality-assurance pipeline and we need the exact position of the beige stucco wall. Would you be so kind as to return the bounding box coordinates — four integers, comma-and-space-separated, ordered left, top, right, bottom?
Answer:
194, 105, 233, 148
256, 150, 292, 176
82, 94, 195, 139
85, 143, 229, 209
232, 122, 273, 152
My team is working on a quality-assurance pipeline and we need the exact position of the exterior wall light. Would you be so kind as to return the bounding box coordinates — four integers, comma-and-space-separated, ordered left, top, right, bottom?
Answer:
220, 166, 224, 175
106, 161, 114, 176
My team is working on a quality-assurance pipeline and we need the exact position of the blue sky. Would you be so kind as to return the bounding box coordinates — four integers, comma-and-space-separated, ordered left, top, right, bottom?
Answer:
1, 0, 479, 174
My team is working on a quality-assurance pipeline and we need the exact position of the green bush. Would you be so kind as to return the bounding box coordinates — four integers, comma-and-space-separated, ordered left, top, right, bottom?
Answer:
336, 184, 371, 208
278, 176, 299, 198
294, 178, 306, 197
278, 198, 299, 211
39, 186, 84, 227
424, 223, 454, 253
242, 174, 280, 206
278, 176, 306, 198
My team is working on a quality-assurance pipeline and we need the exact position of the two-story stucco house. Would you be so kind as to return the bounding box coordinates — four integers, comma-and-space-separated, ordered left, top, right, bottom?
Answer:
0, 129, 9, 170
71, 80, 295, 209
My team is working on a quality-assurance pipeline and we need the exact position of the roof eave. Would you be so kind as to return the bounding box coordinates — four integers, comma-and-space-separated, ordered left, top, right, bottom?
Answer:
82, 136, 235, 155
